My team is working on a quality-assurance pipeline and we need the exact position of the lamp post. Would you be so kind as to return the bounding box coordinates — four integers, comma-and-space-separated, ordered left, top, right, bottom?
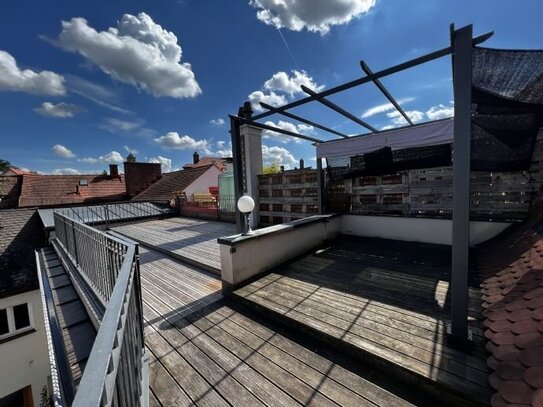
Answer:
237, 195, 255, 236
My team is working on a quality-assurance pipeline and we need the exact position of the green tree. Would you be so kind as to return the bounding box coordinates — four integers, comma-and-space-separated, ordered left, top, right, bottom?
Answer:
262, 161, 281, 174
0, 159, 12, 172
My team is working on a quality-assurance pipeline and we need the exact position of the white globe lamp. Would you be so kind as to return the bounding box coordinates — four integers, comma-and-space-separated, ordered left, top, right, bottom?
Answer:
237, 195, 255, 235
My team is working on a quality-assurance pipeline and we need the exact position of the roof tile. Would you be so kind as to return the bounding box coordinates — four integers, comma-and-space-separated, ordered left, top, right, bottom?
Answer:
518, 346, 543, 367
498, 380, 533, 404
524, 366, 543, 388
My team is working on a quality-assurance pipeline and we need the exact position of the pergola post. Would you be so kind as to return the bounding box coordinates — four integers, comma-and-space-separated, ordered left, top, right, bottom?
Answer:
230, 113, 245, 233
449, 24, 473, 347
316, 156, 324, 215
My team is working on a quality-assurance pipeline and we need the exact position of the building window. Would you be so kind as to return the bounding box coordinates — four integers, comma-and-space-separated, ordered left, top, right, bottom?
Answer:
0, 303, 33, 340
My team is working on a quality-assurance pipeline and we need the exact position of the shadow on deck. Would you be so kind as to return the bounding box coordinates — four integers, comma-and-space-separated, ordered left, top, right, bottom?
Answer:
232, 235, 491, 406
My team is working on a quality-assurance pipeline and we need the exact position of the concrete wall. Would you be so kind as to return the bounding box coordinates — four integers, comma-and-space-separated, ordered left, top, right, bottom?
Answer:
184, 166, 222, 197
0, 290, 49, 405
219, 215, 341, 289
341, 214, 511, 246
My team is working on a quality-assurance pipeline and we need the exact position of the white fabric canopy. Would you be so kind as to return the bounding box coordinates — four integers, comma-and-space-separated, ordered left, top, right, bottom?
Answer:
317, 118, 454, 159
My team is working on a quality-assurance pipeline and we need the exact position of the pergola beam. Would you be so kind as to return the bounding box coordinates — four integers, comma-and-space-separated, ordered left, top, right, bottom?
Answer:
260, 102, 349, 139
301, 85, 379, 133
229, 115, 324, 144
360, 60, 413, 126
253, 30, 493, 121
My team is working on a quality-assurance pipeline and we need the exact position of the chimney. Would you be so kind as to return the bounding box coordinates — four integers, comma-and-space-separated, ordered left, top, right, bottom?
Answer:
109, 164, 119, 177
193, 151, 200, 164
299, 159, 305, 169
123, 161, 162, 197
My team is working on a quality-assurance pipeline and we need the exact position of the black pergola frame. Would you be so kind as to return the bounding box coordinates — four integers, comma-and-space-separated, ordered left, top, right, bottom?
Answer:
230, 24, 493, 347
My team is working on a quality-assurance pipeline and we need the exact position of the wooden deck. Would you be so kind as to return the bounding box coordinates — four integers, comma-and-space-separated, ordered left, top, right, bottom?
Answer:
233, 236, 491, 405
113, 217, 236, 273
139, 246, 415, 406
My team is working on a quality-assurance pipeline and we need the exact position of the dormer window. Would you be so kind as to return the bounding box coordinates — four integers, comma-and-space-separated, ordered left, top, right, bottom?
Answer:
79, 179, 88, 186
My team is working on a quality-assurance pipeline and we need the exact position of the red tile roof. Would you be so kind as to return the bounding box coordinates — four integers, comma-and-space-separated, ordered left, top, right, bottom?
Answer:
183, 157, 228, 171
132, 165, 211, 202
478, 207, 543, 406
2, 166, 34, 176
0, 175, 21, 209
18, 174, 126, 208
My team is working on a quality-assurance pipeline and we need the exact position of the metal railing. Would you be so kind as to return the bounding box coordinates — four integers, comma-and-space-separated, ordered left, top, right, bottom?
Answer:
54, 201, 172, 228
178, 194, 236, 222
53, 212, 147, 406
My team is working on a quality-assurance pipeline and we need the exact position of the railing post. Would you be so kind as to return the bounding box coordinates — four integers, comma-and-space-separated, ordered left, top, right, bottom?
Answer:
71, 219, 79, 264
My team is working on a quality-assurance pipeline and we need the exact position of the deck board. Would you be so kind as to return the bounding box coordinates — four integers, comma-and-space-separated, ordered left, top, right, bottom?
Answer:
233, 236, 491, 405
138, 245, 413, 406
113, 217, 236, 273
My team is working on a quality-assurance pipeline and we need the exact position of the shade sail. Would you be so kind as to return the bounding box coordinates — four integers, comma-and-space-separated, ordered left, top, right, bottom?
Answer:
317, 118, 453, 159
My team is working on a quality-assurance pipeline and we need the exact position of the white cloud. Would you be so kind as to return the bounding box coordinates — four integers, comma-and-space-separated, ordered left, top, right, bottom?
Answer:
264, 70, 324, 96
210, 118, 225, 126
263, 120, 313, 143
361, 97, 415, 118
262, 145, 296, 168
386, 110, 425, 127
78, 151, 124, 164
249, 70, 324, 112
35, 102, 84, 118
56, 12, 201, 98
148, 155, 176, 172
52, 144, 76, 158
248, 90, 288, 112
0, 50, 66, 95
123, 145, 138, 155
51, 168, 81, 175
99, 117, 156, 137
154, 132, 209, 150
426, 103, 454, 120
66, 75, 130, 114
250, 0, 376, 34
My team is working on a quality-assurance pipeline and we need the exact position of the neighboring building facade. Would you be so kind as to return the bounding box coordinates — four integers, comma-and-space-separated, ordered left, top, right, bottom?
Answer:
0, 209, 49, 406
132, 164, 219, 202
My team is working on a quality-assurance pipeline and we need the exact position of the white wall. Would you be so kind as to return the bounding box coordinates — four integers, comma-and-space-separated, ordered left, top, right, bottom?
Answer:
0, 290, 49, 405
183, 166, 222, 197
220, 215, 341, 287
341, 214, 511, 246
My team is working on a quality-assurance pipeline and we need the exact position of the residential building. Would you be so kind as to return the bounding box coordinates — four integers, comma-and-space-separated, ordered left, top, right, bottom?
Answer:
0, 209, 49, 406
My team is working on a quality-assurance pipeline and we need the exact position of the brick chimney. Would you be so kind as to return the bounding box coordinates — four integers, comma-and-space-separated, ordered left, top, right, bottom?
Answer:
299, 159, 305, 169
109, 164, 119, 177
193, 151, 200, 164
124, 161, 162, 197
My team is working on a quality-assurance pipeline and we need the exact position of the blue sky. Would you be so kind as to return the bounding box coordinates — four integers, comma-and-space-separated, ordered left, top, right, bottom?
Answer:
0, 0, 541, 174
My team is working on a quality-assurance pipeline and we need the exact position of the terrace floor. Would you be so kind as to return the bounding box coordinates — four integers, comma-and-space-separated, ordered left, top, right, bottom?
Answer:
112, 217, 236, 273
233, 235, 491, 405
139, 243, 418, 406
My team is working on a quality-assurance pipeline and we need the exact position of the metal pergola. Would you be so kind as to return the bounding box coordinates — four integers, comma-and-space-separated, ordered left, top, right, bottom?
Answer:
229, 24, 493, 347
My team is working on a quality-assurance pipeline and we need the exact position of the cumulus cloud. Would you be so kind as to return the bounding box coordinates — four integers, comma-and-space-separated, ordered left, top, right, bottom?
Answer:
148, 155, 176, 172
35, 102, 84, 118
387, 110, 425, 126
78, 151, 124, 164
262, 145, 296, 168
263, 120, 313, 143
263, 70, 325, 97
210, 118, 225, 126
154, 132, 209, 150
250, 0, 376, 34
213, 141, 233, 158
52, 144, 76, 158
426, 102, 454, 120
248, 90, 288, 112
249, 70, 324, 112
123, 145, 138, 155
361, 97, 415, 118
56, 12, 201, 98
51, 168, 81, 175
0, 50, 66, 95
